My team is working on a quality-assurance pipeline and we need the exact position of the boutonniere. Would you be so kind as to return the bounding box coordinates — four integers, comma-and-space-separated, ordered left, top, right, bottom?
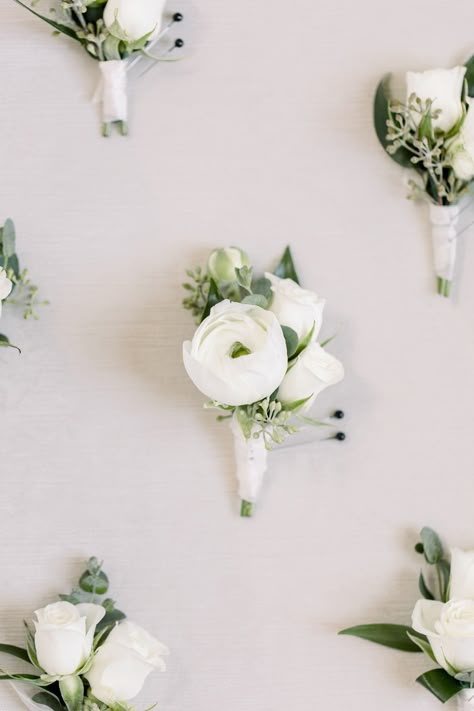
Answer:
0, 218, 47, 353
182, 246, 345, 517
13, 0, 185, 136
375, 59, 474, 297
340, 527, 474, 709
0, 557, 168, 711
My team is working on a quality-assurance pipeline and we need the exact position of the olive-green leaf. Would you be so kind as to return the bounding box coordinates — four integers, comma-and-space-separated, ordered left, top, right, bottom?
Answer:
2, 219, 16, 258
241, 294, 268, 308
32, 690, 64, 711
0, 644, 30, 663
465, 54, 474, 98
252, 277, 272, 300
416, 669, 462, 703
373, 77, 413, 169
281, 326, 298, 358
274, 246, 300, 284
406, 632, 437, 663
338, 624, 424, 652
420, 527, 443, 565
419, 572, 435, 600
96, 608, 126, 635
200, 279, 222, 322
79, 570, 109, 595
12, 0, 83, 42
59, 675, 84, 711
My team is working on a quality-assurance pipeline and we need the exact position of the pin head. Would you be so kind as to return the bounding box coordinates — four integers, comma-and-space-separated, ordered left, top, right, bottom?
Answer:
175, 38, 185, 48
335, 432, 346, 441
173, 12, 184, 22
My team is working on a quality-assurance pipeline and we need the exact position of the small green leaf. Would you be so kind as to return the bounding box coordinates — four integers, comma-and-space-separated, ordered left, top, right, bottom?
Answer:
416, 669, 462, 703
406, 632, 437, 663
103, 34, 122, 61
0, 644, 30, 663
273, 246, 300, 284
0, 335, 21, 353
438, 559, 451, 602
338, 624, 425, 652
2, 219, 16, 258
292, 322, 316, 358
235, 265, 253, 291
465, 54, 474, 98
281, 326, 298, 358
12, 0, 83, 42
200, 279, 223, 322
79, 570, 109, 595
282, 395, 312, 412
230, 341, 252, 359
0, 252, 20, 278
420, 527, 443, 565
418, 110, 433, 141
419, 572, 435, 600
96, 608, 126, 634
59, 675, 84, 711
32, 691, 64, 711
241, 294, 268, 308
252, 277, 272, 300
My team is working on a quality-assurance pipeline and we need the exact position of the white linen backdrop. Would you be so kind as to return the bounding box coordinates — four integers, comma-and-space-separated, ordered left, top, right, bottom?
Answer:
1, 0, 474, 709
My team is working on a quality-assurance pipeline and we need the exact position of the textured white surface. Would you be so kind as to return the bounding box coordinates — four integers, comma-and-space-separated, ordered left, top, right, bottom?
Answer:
1, 1, 474, 710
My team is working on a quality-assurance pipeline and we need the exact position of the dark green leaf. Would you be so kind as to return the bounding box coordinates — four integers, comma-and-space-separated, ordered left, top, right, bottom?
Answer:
420, 527, 443, 565
338, 624, 424, 652
438, 559, 451, 603
292, 322, 316, 359
374, 77, 413, 168
241, 294, 268, 308
79, 570, 109, 595
0, 252, 20, 278
12, 0, 83, 42
465, 54, 474, 98
273, 246, 300, 284
252, 277, 272, 300
406, 632, 437, 662
2, 219, 16, 258
419, 572, 435, 600
96, 608, 126, 635
416, 669, 462, 703
32, 691, 64, 711
281, 326, 298, 358
0, 335, 21, 353
200, 279, 223, 322
0, 644, 30, 663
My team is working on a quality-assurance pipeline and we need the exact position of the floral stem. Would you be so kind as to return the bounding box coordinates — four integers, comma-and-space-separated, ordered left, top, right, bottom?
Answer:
240, 500, 254, 517
437, 277, 451, 298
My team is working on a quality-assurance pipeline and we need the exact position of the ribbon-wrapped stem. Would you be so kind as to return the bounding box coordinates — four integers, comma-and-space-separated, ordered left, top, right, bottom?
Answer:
429, 204, 460, 298
98, 60, 128, 137
457, 689, 474, 710
230, 416, 268, 518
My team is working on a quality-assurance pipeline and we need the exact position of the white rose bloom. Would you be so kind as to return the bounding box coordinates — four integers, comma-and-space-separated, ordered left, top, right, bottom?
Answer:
448, 99, 474, 181
183, 300, 288, 406
265, 273, 325, 343
104, 0, 167, 41
0, 268, 13, 317
406, 66, 466, 133
412, 598, 474, 673
207, 247, 251, 283
277, 343, 344, 410
85, 621, 168, 706
34, 601, 105, 676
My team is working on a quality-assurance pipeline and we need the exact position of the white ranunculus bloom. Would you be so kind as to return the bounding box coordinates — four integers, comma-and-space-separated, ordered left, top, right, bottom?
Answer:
104, 0, 167, 42
406, 66, 466, 133
207, 247, 251, 284
34, 602, 105, 676
448, 99, 474, 181
0, 268, 13, 317
412, 598, 474, 674
277, 343, 344, 410
85, 621, 168, 706
449, 548, 474, 600
183, 300, 288, 406
265, 272, 325, 343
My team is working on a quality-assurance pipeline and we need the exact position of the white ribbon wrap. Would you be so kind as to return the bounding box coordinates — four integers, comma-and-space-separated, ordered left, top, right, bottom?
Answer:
429, 204, 460, 295
457, 689, 474, 710
98, 60, 128, 125
230, 416, 268, 504
11, 683, 51, 711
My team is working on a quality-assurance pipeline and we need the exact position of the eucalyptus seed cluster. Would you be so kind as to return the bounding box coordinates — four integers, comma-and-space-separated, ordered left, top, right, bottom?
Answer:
385, 95, 467, 204
5, 268, 49, 320
76, 19, 108, 60
243, 397, 299, 448
182, 266, 211, 323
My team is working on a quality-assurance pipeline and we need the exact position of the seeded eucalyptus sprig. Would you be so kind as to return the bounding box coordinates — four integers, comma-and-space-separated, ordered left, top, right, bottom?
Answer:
415, 526, 451, 603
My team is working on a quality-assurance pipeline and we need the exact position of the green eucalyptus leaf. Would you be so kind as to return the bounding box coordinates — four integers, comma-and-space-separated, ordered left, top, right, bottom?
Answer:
2, 219, 16, 258
420, 527, 443, 565
32, 690, 64, 711
251, 277, 272, 300
241, 294, 268, 308
200, 279, 223, 322
374, 77, 413, 168
235, 266, 253, 291
96, 608, 126, 634
281, 326, 298, 358
273, 246, 300, 284
338, 624, 425, 652
416, 668, 462, 703
419, 572, 435, 600
465, 54, 474, 98
12, 0, 83, 42
79, 570, 109, 595
0, 252, 20, 278
0, 644, 30, 663
59, 675, 84, 711
103, 34, 122, 61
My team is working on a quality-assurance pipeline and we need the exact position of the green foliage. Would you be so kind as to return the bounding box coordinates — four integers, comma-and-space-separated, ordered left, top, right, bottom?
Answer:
416, 669, 462, 703
182, 266, 212, 323
200, 279, 222, 322
32, 690, 64, 711
273, 246, 300, 284
415, 528, 450, 602
420, 527, 444, 564
338, 624, 425, 652
0, 644, 30, 663
281, 325, 299, 358
419, 571, 435, 600
12, 0, 83, 41
465, 54, 474, 98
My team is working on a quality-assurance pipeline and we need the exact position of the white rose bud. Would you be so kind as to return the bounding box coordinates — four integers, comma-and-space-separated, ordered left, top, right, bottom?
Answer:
265, 272, 325, 344
34, 602, 105, 677
448, 99, 474, 181
207, 247, 251, 284
104, 0, 167, 42
85, 621, 168, 706
277, 343, 344, 410
183, 300, 288, 406
406, 66, 466, 133
0, 267, 13, 317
